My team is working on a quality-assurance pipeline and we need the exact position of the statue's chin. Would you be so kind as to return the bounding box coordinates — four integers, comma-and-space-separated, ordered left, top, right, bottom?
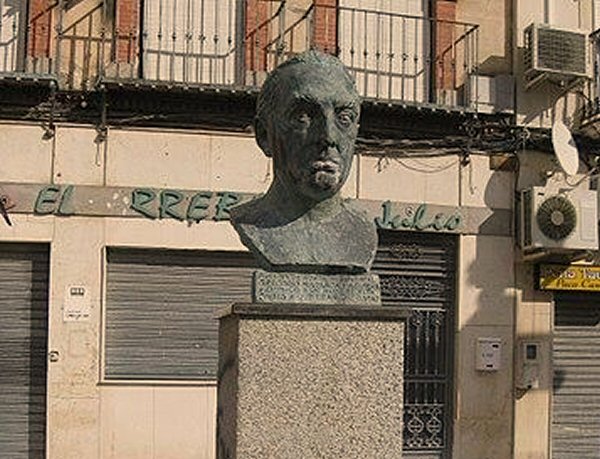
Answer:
301, 171, 342, 201
312, 170, 340, 189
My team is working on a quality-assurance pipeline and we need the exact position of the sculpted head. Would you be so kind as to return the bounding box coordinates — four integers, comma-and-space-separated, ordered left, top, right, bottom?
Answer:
255, 51, 361, 203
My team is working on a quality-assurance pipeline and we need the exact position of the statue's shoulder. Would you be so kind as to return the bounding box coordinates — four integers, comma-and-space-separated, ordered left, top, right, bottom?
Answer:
230, 195, 280, 228
342, 199, 374, 225
230, 197, 259, 224
340, 198, 378, 250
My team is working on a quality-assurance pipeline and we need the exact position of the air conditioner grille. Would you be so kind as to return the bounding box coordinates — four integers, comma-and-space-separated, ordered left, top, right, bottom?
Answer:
537, 28, 586, 74
536, 195, 577, 241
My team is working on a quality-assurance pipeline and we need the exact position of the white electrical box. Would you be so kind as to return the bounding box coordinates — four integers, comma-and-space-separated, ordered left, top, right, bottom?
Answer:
476, 337, 502, 371
516, 341, 541, 390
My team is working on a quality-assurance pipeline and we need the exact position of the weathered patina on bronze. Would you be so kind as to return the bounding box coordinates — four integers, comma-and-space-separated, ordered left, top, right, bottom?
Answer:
231, 51, 377, 274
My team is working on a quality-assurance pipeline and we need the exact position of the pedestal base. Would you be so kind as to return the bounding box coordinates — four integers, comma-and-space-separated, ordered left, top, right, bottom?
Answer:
217, 303, 408, 459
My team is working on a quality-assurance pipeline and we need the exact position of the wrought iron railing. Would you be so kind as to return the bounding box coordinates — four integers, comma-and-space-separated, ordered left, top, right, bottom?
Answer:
124, 0, 315, 87
0, 0, 56, 76
0, 0, 480, 110
337, 5, 478, 108
375, 231, 457, 457
577, 29, 600, 121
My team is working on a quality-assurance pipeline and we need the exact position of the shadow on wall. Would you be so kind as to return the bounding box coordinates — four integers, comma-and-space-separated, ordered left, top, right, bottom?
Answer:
514, 46, 587, 128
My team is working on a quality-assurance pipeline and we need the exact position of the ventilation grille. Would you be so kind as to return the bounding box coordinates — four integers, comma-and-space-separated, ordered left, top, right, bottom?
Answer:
519, 186, 598, 253
536, 195, 577, 241
524, 24, 588, 84
537, 28, 586, 75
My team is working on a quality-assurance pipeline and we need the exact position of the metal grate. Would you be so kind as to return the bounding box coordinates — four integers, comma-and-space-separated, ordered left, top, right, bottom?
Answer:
537, 28, 586, 75
1, 1, 482, 110
104, 248, 256, 380
0, 243, 49, 459
553, 292, 600, 459
374, 231, 457, 458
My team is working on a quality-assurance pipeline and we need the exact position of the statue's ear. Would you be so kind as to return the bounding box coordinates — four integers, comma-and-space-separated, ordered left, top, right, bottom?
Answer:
255, 118, 272, 158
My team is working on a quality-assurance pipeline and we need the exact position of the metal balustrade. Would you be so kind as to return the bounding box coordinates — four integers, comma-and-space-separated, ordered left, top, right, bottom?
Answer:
0, 0, 56, 76
129, 0, 314, 87
338, 5, 478, 108
0, 0, 482, 111
572, 29, 600, 138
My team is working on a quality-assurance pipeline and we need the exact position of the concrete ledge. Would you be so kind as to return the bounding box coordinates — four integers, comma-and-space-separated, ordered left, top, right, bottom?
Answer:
217, 302, 411, 321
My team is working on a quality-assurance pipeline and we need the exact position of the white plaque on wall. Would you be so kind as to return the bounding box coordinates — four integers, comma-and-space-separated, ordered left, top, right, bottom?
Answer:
63, 286, 91, 322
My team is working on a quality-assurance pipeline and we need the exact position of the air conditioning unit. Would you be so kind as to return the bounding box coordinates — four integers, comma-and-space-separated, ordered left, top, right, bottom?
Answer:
524, 23, 589, 89
519, 186, 598, 254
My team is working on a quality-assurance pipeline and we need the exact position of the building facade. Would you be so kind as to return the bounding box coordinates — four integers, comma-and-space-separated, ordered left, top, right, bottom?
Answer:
1, 1, 600, 458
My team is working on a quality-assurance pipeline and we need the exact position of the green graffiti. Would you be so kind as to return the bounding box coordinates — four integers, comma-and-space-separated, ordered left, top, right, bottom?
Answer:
160, 190, 185, 221
376, 201, 462, 232
187, 191, 212, 223
131, 189, 157, 219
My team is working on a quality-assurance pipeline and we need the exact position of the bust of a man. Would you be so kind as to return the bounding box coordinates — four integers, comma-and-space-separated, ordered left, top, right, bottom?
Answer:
231, 51, 377, 274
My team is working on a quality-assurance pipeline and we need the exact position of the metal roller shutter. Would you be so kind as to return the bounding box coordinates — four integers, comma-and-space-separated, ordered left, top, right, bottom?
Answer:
373, 230, 456, 459
0, 243, 49, 459
105, 248, 256, 380
553, 291, 600, 459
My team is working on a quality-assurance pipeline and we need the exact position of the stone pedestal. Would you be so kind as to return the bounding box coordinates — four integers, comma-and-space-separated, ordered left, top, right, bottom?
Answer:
217, 302, 409, 459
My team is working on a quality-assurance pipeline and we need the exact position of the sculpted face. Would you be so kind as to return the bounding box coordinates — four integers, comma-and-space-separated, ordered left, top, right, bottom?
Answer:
257, 56, 360, 202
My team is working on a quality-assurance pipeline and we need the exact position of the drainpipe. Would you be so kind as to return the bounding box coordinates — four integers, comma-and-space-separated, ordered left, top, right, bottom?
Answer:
429, 0, 437, 104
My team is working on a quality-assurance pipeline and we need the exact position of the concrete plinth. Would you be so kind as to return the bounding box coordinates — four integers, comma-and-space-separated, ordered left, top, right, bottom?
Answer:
217, 303, 408, 459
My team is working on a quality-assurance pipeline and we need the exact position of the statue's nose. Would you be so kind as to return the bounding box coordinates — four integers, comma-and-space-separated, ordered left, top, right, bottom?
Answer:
317, 113, 337, 147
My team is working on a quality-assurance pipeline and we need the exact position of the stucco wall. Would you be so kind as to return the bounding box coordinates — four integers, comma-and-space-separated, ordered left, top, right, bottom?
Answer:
0, 120, 525, 458
458, 0, 512, 76
1, 122, 258, 459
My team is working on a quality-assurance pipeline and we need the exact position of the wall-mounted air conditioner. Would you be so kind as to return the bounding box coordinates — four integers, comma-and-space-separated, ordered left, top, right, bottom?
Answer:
524, 23, 589, 89
519, 186, 598, 254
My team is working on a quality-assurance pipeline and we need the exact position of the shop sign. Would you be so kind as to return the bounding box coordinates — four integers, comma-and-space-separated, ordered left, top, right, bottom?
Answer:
130, 188, 241, 222
375, 201, 462, 232
2, 182, 508, 235
31, 185, 464, 232
539, 264, 600, 291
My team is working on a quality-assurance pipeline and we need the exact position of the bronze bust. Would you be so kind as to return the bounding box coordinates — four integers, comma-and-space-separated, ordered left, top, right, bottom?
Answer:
231, 51, 377, 274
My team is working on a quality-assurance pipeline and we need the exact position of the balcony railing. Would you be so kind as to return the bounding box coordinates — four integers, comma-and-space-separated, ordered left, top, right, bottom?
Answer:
0, 0, 56, 77
0, 0, 480, 111
337, 6, 478, 108
573, 29, 600, 138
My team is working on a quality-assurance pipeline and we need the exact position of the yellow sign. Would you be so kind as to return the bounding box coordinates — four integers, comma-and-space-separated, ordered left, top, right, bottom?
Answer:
539, 264, 600, 291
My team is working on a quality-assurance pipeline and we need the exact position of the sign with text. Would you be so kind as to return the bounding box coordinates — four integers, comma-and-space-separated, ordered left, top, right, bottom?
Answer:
539, 264, 600, 291
63, 285, 91, 322
0, 182, 513, 236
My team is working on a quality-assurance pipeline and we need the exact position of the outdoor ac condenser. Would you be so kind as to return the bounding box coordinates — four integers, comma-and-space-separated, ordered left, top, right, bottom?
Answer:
524, 23, 589, 89
519, 186, 598, 253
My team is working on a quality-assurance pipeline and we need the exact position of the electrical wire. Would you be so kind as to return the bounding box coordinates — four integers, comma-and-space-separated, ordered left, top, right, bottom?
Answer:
387, 156, 459, 174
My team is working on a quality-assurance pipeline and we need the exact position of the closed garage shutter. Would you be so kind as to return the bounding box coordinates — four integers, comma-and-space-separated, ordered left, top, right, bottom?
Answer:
553, 291, 600, 459
0, 243, 49, 459
105, 248, 256, 381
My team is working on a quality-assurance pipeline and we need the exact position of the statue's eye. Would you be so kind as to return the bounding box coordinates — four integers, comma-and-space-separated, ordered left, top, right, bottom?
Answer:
294, 111, 311, 126
337, 109, 355, 127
